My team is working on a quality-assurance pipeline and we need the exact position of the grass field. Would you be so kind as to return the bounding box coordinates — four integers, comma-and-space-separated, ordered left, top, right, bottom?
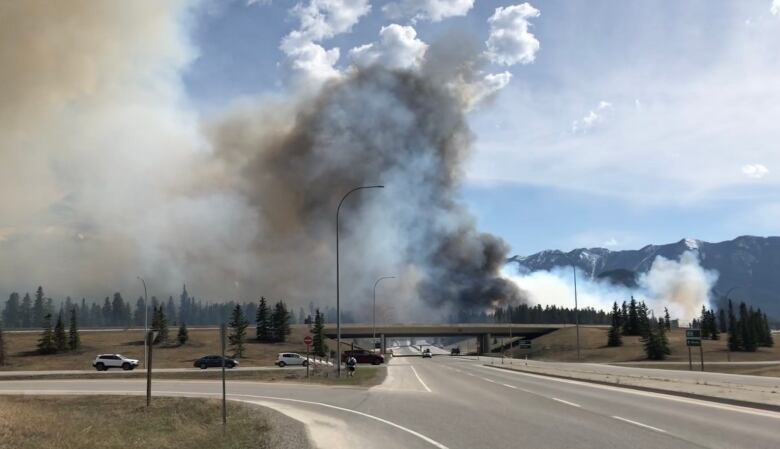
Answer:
0, 365, 386, 385
509, 327, 780, 363
0, 396, 285, 449
0, 325, 329, 371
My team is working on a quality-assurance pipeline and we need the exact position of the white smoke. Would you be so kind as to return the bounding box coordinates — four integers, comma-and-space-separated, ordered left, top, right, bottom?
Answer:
504, 251, 718, 322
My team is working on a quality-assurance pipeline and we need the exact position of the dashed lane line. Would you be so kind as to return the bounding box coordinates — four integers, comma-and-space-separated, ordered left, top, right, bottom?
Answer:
612, 416, 666, 433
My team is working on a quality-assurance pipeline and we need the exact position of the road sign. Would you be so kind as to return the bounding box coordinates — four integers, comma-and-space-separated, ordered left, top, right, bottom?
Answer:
685, 329, 701, 339
686, 339, 701, 347
517, 340, 532, 349
303, 335, 313, 346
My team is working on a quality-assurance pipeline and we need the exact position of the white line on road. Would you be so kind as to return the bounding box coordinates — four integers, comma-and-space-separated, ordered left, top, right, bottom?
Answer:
481, 377, 497, 384
552, 398, 581, 408
502, 383, 517, 389
410, 366, 432, 393
612, 416, 666, 433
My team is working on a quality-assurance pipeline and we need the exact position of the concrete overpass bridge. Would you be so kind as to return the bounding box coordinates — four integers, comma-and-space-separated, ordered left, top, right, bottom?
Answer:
321, 323, 607, 355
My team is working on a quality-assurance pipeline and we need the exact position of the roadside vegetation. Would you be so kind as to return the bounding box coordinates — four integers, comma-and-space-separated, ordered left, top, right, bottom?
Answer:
0, 395, 280, 449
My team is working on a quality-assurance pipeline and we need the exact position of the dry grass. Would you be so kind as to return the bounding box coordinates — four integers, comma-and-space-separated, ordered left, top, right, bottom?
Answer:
616, 362, 780, 377
510, 327, 780, 363
0, 395, 272, 449
1, 326, 318, 371
0, 365, 386, 386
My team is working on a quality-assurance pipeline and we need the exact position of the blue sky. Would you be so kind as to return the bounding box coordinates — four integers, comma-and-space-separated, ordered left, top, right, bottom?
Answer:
178, 0, 780, 255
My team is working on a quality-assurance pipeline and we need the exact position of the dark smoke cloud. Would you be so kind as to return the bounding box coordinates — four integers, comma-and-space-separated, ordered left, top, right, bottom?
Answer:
209, 65, 524, 313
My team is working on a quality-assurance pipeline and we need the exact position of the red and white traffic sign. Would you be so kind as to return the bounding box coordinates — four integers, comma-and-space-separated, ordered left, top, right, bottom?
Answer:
303, 335, 313, 346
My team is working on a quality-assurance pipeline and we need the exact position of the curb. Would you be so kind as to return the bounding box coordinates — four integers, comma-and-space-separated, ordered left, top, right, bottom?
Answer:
485, 365, 780, 413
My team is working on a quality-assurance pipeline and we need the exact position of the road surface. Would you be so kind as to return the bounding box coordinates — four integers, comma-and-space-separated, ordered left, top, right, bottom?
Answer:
1, 355, 778, 448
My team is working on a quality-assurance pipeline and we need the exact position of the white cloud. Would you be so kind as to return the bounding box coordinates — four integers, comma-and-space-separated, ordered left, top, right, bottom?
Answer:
772, 0, 780, 16
742, 164, 769, 179
382, 0, 474, 23
348, 24, 428, 70
571, 101, 612, 133
602, 237, 618, 247
279, 0, 371, 85
485, 3, 541, 66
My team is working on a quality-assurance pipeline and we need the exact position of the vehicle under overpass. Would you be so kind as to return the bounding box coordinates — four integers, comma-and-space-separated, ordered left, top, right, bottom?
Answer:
321, 323, 607, 355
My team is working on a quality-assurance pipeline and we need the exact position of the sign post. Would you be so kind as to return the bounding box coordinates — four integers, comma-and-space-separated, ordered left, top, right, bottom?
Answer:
146, 331, 153, 408
686, 329, 702, 371
220, 323, 227, 425
304, 335, 313, 379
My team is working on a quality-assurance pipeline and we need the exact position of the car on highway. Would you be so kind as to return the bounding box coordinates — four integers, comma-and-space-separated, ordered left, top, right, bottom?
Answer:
92, 354, 139, 371
275, 352, 309, 367
341, 349, 385, 365
193, 355, 239, 369
422, 348, 432, 358
450, 347, 460, 356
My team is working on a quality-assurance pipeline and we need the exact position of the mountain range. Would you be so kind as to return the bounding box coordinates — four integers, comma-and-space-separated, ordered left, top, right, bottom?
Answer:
507, 235, 780, 318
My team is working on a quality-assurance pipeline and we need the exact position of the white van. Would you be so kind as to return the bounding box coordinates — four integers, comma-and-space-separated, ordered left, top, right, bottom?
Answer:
275, 352, 309, 367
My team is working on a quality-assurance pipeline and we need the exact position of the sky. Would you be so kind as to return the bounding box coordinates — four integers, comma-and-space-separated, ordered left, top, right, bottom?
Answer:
1, 0, 780, 308
184, 0, 780, 255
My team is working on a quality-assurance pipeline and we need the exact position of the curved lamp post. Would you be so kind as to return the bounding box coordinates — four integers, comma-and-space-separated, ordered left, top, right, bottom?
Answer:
336, 185, 384, 377
372, 276, 396, 346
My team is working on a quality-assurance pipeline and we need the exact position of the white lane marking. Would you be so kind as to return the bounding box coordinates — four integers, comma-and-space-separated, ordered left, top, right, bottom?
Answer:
552, 398, 581, 408
0, 389, 450, 449
486, 367, 780, 420
502, 383, 517, 389
465, 372, 475, 377
410, 366, 432, 393
481, 377, 497, 384
612, 416, 666, 433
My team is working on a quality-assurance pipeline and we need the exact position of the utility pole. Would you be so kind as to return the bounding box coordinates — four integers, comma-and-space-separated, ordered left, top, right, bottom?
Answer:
137, 277, 148, 368
146, 330, 153, 407
336, 185, 383, 377
221, 323, 227, 425
372, 276, 395, 349
573, 265, 580, 362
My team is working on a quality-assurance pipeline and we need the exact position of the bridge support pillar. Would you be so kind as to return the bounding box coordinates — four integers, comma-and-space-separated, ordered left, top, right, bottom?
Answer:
381, 334, 386, 354
477, 333, 492, 355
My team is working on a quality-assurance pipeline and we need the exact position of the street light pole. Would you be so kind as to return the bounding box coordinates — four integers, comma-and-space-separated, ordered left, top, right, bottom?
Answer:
337, 185, 384, 377
137, 276, 148, 368
373, 276, 396, 347
573, 265, 580, 361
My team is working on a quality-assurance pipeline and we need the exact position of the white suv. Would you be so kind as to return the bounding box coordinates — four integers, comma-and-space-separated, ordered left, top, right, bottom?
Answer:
93, 354, 139, 371
275, 353, 309, 367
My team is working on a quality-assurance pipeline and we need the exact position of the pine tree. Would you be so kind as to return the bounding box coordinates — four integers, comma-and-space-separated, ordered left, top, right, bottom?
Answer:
708, 310, 720, 340
625, 297, 639, 335
607, 302, 623, 347
177, 323, 189, 345
727, 299, 740, 351
739, 302, 757, 352
762, 313, 774, 347
0, 324, 6, 366
33, 287, 46, 327
664, 307, 671, 330
718, 308, 727, 333
658, 319, 671, 356
270, 301, 291, 343
644, 321, 669, 360
228, 304, 249, 358
152, 305, 169, 344
256, 297, 270, 342
54, 313, 67, 352
37, 313, 55, 354
2, 292, 20, 328
637, 301, 650, 338
68, 307, 81, 350
20, 293, 32, 328
312, 309, 328, 357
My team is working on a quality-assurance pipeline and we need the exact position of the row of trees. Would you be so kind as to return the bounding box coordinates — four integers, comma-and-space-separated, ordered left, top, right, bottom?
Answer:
2, 286, 313, 329
606, 298, 670, 359
37, 308, 81, 354
726, 300, 773, 352
486, 304, 611, 325
224, 299, 294, 358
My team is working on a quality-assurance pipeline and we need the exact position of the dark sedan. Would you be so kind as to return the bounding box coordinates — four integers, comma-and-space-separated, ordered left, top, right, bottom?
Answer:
193, 355, 238, 369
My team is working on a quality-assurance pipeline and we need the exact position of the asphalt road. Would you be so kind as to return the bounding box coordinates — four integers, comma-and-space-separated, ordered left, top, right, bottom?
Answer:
1, 356, 778, 448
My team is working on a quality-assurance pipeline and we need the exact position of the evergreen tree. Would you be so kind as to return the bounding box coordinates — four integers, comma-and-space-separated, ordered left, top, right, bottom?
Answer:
20, 293, 32, 328
166, 296, 177, 325
637, 301, 650, 338
133, 297, 146, 327
102, 297, 112, 326
0, 323, 5, 366
228, 304, 249, 357
727, 299, 740, 351
625, 296, 639, 335
53, 313, 67, 352
177, 323, 189, 345
664, 307, 671, 330
33, 287, 46, 327
607, 302, 623, 347
270, 301, 291, 342
718, 308, 727, 333
68, 307, 81, 350
179, 285, 190, 325
762, 312, 774, 347
739, 302, 757, 352
152, 305, 169, 344
312, 309, 327, 357
256, 297, 270, 342
37, 313, 55, 354
2, 292, 20, 328
644, 320, 669, 360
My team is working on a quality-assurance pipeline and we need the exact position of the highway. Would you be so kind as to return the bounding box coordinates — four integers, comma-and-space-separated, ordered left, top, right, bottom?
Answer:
1, 355, 778, 448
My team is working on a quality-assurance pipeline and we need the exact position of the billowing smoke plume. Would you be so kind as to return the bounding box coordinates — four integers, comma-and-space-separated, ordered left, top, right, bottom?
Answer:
207, 63, 523, 315
505, 251, 718, 322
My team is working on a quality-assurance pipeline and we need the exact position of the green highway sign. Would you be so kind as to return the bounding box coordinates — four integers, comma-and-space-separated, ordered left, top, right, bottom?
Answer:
686, 338, 702, 347
516, 341, 532, 349
685, 329, 702, 339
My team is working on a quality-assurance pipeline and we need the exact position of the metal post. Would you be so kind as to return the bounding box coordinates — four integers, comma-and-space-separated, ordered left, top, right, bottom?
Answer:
336, 185, 383, 377
688, 346, 692, 371
306, 345, 310, 379
146, 330, 153, 407
138, 277, 148, 369
699, 342, 704, 372
221, 323, 227, 425
573, 265, 580, 361
373, 276, 395, 349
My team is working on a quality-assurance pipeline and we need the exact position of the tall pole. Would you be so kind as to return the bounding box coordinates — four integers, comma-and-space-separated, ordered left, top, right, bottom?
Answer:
337, 185, 384, 377
220, 323, 227, 425
373, 276, 396, 346
145, 330, 153, 407
573, 265, 580, 362
137, 277, 148, 368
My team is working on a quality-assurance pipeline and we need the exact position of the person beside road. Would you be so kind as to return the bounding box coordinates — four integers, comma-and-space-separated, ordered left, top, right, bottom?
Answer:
346, 355, 357, 377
